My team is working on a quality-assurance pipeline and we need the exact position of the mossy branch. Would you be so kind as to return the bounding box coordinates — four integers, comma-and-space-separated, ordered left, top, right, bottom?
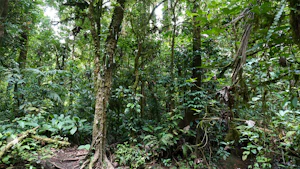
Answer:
0, 126, 39, 159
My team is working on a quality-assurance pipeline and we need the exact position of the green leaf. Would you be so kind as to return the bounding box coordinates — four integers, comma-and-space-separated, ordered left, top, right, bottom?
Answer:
18, 121, 25, 128
142, 126, 153, 132
251, 149, 257, 154
182, 145, 188, 157
154, 126, 163, 131
278, 110, 287, 116
286, 131, 296, 137
242, 154, 248, 161
73, 116, 80, 122
182, 144, 193, 157
2, 155, 11, 164
20, 145, 31, 151
143, 135, 155, 141
257, 146, 263, 151
78, 144, 90, 150
252, 97, 260, 102
70, 127, 77, 135
57, 122, 63, 130
292, 97, 298, 108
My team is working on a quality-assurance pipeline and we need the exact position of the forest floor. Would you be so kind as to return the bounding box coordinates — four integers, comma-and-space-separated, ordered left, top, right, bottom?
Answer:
39, 147, 87, 169
39, 147, 250, 169
0, 146, 250, 169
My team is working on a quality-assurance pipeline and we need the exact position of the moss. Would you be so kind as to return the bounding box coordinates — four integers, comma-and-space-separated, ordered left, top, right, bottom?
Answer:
225, 127, 240, 143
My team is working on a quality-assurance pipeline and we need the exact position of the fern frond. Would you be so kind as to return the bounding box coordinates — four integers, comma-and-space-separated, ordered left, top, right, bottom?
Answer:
266, 0, 286, 40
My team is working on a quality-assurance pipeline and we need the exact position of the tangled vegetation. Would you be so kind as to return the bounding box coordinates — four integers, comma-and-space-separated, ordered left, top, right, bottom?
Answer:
0, 0, 299, 168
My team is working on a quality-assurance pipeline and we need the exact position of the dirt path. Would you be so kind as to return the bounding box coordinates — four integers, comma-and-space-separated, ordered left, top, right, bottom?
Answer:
40, 147, 88, 169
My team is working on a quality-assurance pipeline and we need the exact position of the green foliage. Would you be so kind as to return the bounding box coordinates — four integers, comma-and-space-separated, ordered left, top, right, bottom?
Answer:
235, 109, 300, 168
0, 113, 90, 166
1, 113, 90, 141
217, 142, 232, 160
1, 0, 300, 168
115, 142, 148, 169
141, 112, 183, 157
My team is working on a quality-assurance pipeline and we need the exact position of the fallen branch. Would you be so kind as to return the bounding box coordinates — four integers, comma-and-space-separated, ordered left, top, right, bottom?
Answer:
0, 126, 39, 159
31, 135, 70, 146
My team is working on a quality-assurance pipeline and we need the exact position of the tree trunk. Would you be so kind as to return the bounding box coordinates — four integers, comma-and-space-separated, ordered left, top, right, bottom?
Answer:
133, 42, 142, 92
288, 0, 300, 46
181, 1, 201, 127
17, 30, 29, 69
192, 2, 202, 89
82, 0, 126, 168
0, 0, 8, 46
167, 0, 179, 113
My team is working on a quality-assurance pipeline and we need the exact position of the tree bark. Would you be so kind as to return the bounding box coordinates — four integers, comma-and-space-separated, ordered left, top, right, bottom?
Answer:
83, 0, 126, 168
132, 42, 142, 92
181, 1, 201, 127
192, 2, 202, 90
288, 0, 300, 46
17, 30, 29, 69
0, 0, 8, 46
167, 0, 179, 113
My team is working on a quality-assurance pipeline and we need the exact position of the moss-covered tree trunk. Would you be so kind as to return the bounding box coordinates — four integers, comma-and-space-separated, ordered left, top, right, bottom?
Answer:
83, 0, 126, 168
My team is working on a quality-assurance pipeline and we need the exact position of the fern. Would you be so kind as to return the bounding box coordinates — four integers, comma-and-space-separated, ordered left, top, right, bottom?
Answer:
266, 0, 286, 40
48, 91, 63, 104
160, 133, 174, 146
24, 68, 44, 76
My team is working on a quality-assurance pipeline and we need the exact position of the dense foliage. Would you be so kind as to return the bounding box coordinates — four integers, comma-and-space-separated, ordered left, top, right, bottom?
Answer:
0, 0, 299, 168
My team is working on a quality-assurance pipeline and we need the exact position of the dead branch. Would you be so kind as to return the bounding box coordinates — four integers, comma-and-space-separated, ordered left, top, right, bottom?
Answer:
224, 8, 251, 27
31, 135, 70, 146
0, 126, 39, 159
231, 23, 252, 83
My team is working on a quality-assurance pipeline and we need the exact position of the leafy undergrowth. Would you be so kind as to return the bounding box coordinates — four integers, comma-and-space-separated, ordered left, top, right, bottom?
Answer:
1, 108, 300, 169
111, 109, 300, 169
0, 113, 91, 168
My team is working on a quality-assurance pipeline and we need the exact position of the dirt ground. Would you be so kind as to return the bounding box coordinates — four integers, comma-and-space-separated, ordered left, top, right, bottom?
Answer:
39, 147, 88, 169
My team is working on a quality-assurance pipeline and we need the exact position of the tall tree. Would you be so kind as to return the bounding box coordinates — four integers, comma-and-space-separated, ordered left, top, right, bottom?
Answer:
181, 0, 202, 127
0, 0, 8, 46
17, 26, 29, 69
167, 0, 179, 113
191, 1, 201, 89
288, 0, 300, 46
81, 0, 126, 168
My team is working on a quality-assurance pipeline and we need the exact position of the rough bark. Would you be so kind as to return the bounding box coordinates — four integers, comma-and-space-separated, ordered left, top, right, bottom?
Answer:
83, 0, 126, 168
17, 30, 29, 69
132, 42, 142, 92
